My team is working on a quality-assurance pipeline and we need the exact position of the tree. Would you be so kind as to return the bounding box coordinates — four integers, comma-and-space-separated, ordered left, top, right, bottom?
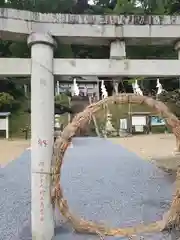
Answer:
169, 0, 180, 14
159, 90, 180, 118
113, 0, 140, 14
0, 92, 14, 111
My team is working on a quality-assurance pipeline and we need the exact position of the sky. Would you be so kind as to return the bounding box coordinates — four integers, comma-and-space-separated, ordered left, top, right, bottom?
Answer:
88, 0, 95, 5
4, 0, 96, 5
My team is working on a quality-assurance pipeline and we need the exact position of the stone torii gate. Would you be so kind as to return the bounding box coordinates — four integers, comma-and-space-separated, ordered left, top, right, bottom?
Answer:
1, 8, 180, 240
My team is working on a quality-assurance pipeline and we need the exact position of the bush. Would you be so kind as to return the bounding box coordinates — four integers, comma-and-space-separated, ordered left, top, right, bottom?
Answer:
159, 90, 180, 118
0, 92, 14, 111
55, 93, 70, 106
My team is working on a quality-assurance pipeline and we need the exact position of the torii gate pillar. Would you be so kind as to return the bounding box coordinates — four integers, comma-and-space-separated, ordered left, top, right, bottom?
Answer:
28, 32, 56, 240
110, 40, 126, 94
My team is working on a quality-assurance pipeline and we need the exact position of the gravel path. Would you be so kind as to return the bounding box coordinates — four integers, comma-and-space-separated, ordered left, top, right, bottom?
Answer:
0, 150, 31, 240
0, 137, 175, 240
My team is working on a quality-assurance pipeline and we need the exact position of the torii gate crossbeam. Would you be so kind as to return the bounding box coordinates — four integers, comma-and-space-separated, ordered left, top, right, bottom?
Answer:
1, 58, 180, 77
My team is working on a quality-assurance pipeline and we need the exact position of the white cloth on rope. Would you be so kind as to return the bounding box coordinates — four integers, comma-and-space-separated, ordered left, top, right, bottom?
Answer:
72, 78, 80, 96
132, 80, 143, 95
56, 81, 60, 95
156, 78, 164, 95
132, 83, 136, 94
84, 86, 88, 96
113, 81, 119, 94
54, 114, 60, 128
101, 80, 108, 98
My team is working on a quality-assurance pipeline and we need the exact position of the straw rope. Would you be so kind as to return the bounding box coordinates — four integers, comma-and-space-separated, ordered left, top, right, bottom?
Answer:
51, 94, 180, 237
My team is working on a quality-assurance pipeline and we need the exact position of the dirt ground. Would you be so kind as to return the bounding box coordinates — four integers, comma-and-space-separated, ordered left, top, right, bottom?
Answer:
1, 134, 180, 172
109, 133, 180, 172
0, 139, 30, 167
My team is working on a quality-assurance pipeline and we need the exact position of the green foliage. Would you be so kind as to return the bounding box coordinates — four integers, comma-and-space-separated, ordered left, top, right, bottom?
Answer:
55, 44, 74, 58
0, 91, 23, 113
55, 93, 70, 106
126, 77, 144, 85
159, 90, 180, 118
113, 0, 138, 14
0, 92, 14, 110
0, 40, 12, 57
9, 42, 30, 58
9, 110, 30, 137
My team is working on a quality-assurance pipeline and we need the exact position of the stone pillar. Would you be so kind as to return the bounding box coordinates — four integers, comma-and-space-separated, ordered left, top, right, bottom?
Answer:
175, 41, 180, 59
110, 40, 126, 59
28, 32, 56, 240
109, 41, 126, 136
110, 41, 125, 93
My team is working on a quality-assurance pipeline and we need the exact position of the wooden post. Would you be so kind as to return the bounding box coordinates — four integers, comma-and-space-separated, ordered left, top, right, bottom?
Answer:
6, 115, 9, 139
89, 96, 101, 137
68, 96, 71, 123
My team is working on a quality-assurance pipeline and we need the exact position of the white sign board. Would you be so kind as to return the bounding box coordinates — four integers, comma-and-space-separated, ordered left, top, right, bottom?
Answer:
132, 116, 146, 126
0, 112, 10, 139
0, 118, 6, 130
151, 116, 165, 126
120, 118, 127, 130
135, 125, 144, 132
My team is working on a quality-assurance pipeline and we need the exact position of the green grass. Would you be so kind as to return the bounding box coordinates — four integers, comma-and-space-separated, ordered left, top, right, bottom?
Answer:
94, 103, 154, 128
9, 111, 30, 138
92, 103, 171, 135
5, 102, 171, 139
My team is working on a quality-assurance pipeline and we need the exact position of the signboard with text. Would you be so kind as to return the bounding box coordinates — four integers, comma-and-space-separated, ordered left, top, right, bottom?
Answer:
6, 10, 180, 26
51, 14, 180, 25
151, 116, 165, 126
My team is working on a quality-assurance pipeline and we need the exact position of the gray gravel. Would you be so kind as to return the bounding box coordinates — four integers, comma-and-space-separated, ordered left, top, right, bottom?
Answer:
0, 150, 31, 240
0, 137, 175, 239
